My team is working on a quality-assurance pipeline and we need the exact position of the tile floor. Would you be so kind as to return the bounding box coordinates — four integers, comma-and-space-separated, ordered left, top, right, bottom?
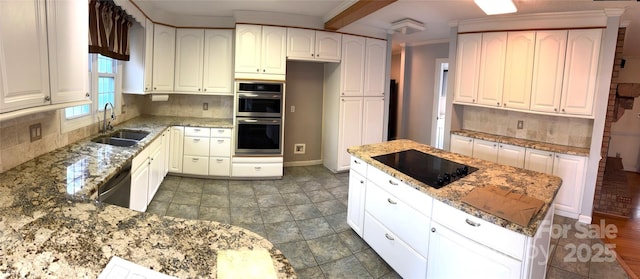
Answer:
146, 165, 629, 279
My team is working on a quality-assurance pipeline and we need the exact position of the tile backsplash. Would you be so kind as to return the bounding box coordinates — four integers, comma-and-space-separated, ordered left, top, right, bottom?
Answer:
141, 95, 233, 118
462, 106, 593, 148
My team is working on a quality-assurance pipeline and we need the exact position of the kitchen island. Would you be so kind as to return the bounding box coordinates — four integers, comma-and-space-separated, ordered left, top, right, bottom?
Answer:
347, 139, 562, 278
0, 116, 295, 278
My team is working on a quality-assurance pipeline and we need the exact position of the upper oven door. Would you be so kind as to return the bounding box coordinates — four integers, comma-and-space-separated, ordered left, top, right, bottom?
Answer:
236, 81, 283, 117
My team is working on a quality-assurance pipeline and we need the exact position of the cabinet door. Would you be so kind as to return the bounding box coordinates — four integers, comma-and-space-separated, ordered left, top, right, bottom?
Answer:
261, 26, 287, 75
553, 153, 587, 217
0, 0, 50, 113
361, 97, 384, 145
148, 143, 163, 203
560, 29, 602, 116
347, 170, 367, 237
234, 24, 262, 74
530, 30, 567, 113
427, 221, 522, 279
450, 135, 474, 157
472, 139, 498, 163
203, 29, 233, 94
130, 160, 149, 212
163, 129, 170, 176
286, 28, 315, 60
497, 143, 525, 168
341, 35, 366, 97
503, 31, 535, 110
47, 0, 88, 104
338, 97, 363, 170
168, 127, 184, 173
363, 38, 387, 97
144, 19, 154, 92
151, 24, 176, 91
524, 148, 554, 174
174, 29, 204, 92
453, 33, 482, 104
315, 31, 341, 61
477, 32, 507, 107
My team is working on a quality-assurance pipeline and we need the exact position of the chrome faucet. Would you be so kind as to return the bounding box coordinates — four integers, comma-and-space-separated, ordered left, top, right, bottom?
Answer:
102, 102, 115, 133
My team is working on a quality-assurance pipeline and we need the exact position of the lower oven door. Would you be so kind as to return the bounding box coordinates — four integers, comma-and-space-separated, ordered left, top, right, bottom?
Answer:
236, 117, 282, 155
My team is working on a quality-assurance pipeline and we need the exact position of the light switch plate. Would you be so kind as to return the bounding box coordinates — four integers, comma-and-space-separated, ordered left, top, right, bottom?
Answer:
29, 123, 42, 142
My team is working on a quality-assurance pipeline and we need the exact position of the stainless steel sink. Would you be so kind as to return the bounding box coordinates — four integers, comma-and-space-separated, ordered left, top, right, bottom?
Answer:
108, 129, 150, 141
91, 136, 139, 147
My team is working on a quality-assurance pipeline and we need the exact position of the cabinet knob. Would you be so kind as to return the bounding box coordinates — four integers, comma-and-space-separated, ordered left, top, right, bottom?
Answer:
384, 233, 395, 241
472, 99, 476, 103
311, 53, 314, 57
198, 88, 201, 91
154, 87, 157, 90
85, 92, 90, 97
431, 228, 436, 233
204, 88, 207, 91
263, 69, 266, 72
503, 103, 507, 107
497, 102, 500, 106
562, 108, 565, 112
44, 96, 50, 102
256, 68, 260, 72
554, 108, 558, 112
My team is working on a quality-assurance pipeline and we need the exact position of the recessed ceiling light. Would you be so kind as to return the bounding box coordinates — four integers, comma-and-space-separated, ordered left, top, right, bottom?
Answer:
474, 0, 517, 15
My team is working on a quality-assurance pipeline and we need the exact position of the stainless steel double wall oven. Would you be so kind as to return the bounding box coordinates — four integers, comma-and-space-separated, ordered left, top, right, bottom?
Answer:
235, 81, 284, 155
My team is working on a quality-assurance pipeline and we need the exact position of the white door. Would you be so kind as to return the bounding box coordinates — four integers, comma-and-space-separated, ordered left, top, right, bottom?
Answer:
148, 144, 163, 203
362, 97, 385, 145
203, 29, 233, 94
524, 149, 554, 174
168, 127, 184, 173
286, 28, 315, 60
315, 31, 341, 61
341, 35, 366, 97
450, 135, 474, 157
0, 0, 50, 113
477, 32, 507, 107
151, 24, 176, 91
130, 160, 149, 212
431, 59, 448, 149
472, 139, 498, 162
261, 26, 287, 75
363, 38, 387, 97
497, 143, 526, 168
347, 171, 366, 237
553, 153, 587, 218
530, 30, 567, 113
560, 29, 602, 116
234, 24, 262, 74
502, 31, 535, 110
174, 29, 204, 92
143, 19, 154, 92
427, 221, 522, 279
453, 33, 482, 104
338, 97, 363, 170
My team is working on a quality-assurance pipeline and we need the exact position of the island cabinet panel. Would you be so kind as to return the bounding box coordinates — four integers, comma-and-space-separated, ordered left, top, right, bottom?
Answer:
477, 32, 507, 107
449, 134, 474, 157
453, 33, 482, 104
347, 169, 367, 237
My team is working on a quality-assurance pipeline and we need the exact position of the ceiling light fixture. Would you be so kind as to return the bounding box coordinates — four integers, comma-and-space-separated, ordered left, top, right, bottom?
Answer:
391, 18, 425, 35
474, 0, 517, 15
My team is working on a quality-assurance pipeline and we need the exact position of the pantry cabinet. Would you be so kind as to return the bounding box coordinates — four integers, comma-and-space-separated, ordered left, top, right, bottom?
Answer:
363, 38, 387, 97
151, 24, 176, 92
362, 97, 385, 145
476, 32, 507, 107
502, 31, 535, 110
453, 33, 482, 104
337, 98, 364, 170
235, 24, 287, 80
286, 28, 341, 62
340, 35, 366, 97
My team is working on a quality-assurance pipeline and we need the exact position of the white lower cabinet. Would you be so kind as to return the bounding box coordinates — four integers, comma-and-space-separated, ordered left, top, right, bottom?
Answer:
130, 129, 168, 212
497, 143, 526, 168
450, 134, 474, 157
183, 127, 211, 176
209, 157, 231, 176
130, 154, 150, 212
231, 157, 283, 178
209, 129, 231, 176
472, 139, 498, 162
168, 127, 184, 173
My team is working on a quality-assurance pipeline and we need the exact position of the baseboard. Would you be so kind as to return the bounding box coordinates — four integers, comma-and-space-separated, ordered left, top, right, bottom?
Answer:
283, 160, 323, 167
578, 214, 592, 224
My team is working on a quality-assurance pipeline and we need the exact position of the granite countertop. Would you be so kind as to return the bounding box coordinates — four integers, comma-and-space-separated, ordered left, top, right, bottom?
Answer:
452, 129, 590, 156
348, 139, 563, 237
0, 115, 296, 278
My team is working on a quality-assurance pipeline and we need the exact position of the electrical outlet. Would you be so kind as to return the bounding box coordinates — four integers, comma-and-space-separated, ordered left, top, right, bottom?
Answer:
203, 103, 208, 110
29, 123, 42, 142
121, 104, 127, 114
517, 120, 524, 130
294, 143, 305, 154
291, 105, 295, 113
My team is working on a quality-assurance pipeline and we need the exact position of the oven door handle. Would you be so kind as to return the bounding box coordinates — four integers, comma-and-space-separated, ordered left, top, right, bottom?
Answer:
237, 93, 282, 99
238, 118, 282, 124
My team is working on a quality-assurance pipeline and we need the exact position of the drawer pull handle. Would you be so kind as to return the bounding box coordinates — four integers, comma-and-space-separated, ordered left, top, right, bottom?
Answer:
353, 160, 360, 164
465, 218, 481, 227
255, 167, 262, 170
216, 159, 224, 162
218, 139, 224, 143
384, 233, 395, 241
217, 129, 225, 133
194, 128, 200, 132
194, 138, 200, 142
388, 180, 398, 186
387, 198, 397, 205
192, 158, 199, 162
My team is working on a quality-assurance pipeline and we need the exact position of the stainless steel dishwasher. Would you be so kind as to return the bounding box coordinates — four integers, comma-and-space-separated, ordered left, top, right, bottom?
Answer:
98, 162, 131, 208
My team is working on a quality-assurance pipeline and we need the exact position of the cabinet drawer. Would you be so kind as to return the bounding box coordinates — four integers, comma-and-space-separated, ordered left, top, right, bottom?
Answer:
184, 136, 210, 156
365, 182, 431, 257
363, 213, 427, 279
232, 163, 283, 177
210, 128, 231, 138
432, 199, 526, 260
183, 156, 209, 175
350, 156, 368, 176
209, 157, 231, 176
210, 138, 231, 157
184, 127, 210, 137
367, 166, 433, 216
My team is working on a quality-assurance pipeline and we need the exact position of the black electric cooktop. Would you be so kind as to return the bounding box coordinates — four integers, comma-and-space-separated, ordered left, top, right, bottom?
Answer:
372, 149, 478, 189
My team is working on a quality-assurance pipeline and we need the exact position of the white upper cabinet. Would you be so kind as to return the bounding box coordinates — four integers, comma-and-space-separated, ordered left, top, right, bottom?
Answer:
530, 30, 568, 113
453, 33, 482, 104
560, 29, 602, 117
502, 31, 535, 110
477, 32, 507, 107
0, 0, 50, 113
122, 19, 153, 94
47, 0, 88, 104
174, 29, 204, 93
341, 35, 366, 96
203, 30, 233, 94
151, 24, 176, 92
286, 28, 341, 62
363, 38, 387, 97
235, 24, 286, 80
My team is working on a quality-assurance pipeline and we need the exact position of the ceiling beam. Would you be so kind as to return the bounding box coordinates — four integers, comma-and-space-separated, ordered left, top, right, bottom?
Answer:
324, 0, 397, 31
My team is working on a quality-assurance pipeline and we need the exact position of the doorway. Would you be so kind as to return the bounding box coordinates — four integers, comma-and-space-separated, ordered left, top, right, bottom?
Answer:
431, 59, 449, 149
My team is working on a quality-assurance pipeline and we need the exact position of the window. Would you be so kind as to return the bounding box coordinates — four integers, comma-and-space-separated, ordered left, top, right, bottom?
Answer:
61, 54, 120, 132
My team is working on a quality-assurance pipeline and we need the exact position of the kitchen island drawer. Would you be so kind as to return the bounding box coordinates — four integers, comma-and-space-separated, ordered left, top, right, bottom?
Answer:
365, 182, 431, 257
367, 166, 433, 215
184, 127, 210, 137
363, 212, 427, 279
183, 156, 209, 175
432, 199, 526, 260
350, 156, 368, 176
184, 136, 210, 155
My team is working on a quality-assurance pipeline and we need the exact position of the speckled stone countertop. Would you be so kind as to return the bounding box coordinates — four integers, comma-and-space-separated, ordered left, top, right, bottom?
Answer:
0, 115, 295, 278
348, 139, 562, 237
452, 129, 590, 156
